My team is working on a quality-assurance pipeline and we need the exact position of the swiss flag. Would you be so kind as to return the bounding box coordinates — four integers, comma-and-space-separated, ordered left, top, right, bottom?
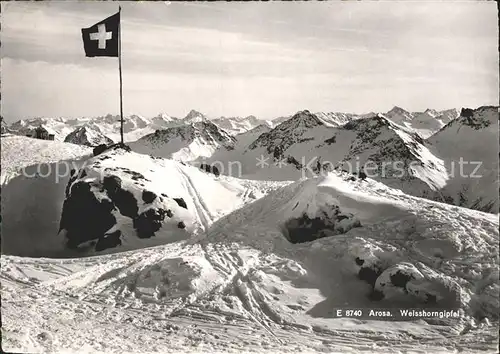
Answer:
81, 12, 120, 57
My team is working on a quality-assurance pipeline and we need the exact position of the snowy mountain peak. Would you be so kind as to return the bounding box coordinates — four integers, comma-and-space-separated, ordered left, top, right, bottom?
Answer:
433, 106, 497, 133
388, 106, 408, 114
130, 120, 236, 161
248, 110, 325, 153
154, 112, 172, 120
385, 106, 413, 122
458, 106, 498, 129
63, 126, 114, 147
150, 112, 179, 126
183, 109, 206, 123
437, 108, 459, 123
287, 110, 324, 128
424, 108, 439, 117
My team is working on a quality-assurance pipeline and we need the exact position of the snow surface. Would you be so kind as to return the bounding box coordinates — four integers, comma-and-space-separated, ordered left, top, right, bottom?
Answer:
1, 135, 92, 185
1, 107, 498, 353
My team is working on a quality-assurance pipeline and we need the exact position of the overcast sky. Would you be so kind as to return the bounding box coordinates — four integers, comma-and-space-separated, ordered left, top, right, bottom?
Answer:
1, 1, 498, 122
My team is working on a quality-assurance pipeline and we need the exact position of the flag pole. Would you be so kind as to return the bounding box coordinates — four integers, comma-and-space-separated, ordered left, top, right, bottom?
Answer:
118, 5, 124, 145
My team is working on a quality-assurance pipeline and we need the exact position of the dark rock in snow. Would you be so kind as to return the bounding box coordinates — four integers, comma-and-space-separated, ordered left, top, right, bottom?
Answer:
134, 208, 166, 238
358, 266, 382, 288
369, 289, 385, 301
108, 142, 132, 152
109, 167, 148, 181
59, 181, 117, 248
95, 230, 122, 252
111, 188, 138, 218
284, 205, 361, 244
103, 175, 122, 194
389, 270, 415, 292
199, 163, 220, 177
142, 190, 157, 204
177, 221, 186, 229
93, 144, 108, 156
174, 198, 188, 209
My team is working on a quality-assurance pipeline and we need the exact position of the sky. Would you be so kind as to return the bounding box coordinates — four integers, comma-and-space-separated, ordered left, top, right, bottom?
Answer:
1, 1, 498, 123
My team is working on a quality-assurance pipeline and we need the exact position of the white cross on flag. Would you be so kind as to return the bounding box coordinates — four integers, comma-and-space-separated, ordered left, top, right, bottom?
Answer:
81, 12, 120, 57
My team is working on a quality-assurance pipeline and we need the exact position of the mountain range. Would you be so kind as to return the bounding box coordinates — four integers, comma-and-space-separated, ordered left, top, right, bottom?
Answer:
1, 104, 498, 352
2, 106, 497, 214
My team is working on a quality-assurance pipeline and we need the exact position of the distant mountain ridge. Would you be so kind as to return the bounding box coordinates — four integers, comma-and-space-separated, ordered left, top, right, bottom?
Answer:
202, 105, 497, 213
383, 106, 460, 139
5, 105, 459, 143
129, 120, 237, 161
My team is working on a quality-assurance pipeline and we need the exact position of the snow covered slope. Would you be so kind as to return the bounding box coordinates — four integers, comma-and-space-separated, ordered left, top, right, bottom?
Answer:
0, 135, 92, 185
2, 146, 287, 257
2, 172, 498, 352
426, 106, 499, 213
129, 121, 237, 161
63, 126, 114, 147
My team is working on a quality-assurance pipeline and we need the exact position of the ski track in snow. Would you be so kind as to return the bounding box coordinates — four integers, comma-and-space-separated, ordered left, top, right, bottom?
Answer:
2, 243, 498, 353
176, 164, 214, 231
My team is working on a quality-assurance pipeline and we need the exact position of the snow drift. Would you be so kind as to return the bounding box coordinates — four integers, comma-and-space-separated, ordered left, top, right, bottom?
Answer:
202, 173, 499, 321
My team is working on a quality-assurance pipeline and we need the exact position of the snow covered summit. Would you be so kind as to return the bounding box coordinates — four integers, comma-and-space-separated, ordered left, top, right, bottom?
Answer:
2, 144, 284, 257
385, 106, 414, 124
129, 120, 236, 161
64, 126, 114, 147
182, 109, 207, 124
248, 110, 324, 153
